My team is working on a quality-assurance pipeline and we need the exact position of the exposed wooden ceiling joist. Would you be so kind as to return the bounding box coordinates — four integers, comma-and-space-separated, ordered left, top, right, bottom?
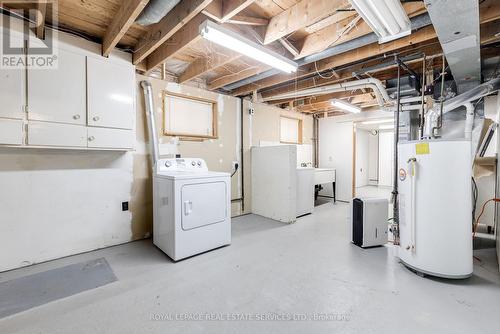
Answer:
144, 13, 208, 72
233, 25, 438, 96
297, 2, 427, 59
208, 64, 270, 90
132, 0, 214, 65
227, 15, 268, 26
102, 0, 149, 57
179, 47, 242, 83
262, 45, 445, 101
231, 0, 500, 96
263, 0, 345, 45
203, 0, 256, 23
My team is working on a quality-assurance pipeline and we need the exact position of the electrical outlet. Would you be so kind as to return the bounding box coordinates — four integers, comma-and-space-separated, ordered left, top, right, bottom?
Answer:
232, 161, 239, 172
122, 201, 129, 211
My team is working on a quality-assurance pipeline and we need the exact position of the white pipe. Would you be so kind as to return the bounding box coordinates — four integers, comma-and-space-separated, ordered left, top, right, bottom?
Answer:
140, 80, 160, 169
263, 78, 392, 106
423, 78, 500, 138
464, 102, 474, 140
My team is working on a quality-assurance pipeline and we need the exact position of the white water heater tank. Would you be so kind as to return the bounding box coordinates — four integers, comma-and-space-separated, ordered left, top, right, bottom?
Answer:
397, 140, 473, 279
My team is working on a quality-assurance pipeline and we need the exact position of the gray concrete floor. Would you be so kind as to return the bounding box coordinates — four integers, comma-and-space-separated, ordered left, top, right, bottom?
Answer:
1, 202, 500, 334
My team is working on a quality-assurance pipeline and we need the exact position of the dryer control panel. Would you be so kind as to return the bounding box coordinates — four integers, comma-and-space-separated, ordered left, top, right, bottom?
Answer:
157, 158, 208, 173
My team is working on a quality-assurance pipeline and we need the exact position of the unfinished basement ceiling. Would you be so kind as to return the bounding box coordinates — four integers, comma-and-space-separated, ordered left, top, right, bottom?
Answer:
3, 0, 498, 114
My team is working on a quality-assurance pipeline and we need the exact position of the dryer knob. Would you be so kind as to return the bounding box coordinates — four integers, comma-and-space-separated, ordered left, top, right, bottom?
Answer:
191, 161, 196, 166
197, 161, 202, 166
165, 161, 171, 167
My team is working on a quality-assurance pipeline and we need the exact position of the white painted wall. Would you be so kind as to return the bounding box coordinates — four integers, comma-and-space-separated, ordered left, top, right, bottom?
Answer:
378, 131, 394, 187
355, 129, 369, 187
319, 119, 353, 202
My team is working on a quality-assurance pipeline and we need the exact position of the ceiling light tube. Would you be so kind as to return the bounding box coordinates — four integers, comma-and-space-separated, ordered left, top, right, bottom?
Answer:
199, 20, 298, 74
331, 99, 361, 113
349, 0, 411, 44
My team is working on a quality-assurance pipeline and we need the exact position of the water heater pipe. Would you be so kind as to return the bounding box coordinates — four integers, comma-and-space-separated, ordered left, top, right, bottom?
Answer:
464, 102, 475, 140
140, 80, 160, 168
423, 78, 500, 138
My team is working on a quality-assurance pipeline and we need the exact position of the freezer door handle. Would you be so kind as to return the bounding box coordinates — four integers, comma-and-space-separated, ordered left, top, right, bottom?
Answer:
183, 200, 193, 216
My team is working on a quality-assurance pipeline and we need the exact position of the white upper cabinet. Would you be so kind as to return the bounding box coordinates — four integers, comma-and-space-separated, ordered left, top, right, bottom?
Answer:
87, 57, 135, 130
27, 48, 86, 125
0, 36, 25, 120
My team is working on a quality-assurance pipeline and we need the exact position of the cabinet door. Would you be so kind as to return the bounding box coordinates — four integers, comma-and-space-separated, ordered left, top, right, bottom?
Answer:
0, 36, 25, 119
87, 57, 135, 130
0, 119, 24, 145
28, 121, 87, 147
87, 127, 134, 150
27, 48, 86, 125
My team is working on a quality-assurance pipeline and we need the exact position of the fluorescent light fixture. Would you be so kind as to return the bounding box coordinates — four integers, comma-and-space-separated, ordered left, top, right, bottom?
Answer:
379, 124, 395, 130
331, 99, 361, 113
361, 118, 393, 125
199, 20, 298, 74
349, 0, 411, 43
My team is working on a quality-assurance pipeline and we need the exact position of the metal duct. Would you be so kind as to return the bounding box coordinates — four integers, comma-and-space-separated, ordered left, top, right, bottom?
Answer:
135, 0, 181, 26
423, 0, 481, 93
262, 78, 392, 106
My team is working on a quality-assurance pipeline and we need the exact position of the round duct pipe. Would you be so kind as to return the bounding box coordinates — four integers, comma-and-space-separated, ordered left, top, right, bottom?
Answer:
135, 0, 181, 26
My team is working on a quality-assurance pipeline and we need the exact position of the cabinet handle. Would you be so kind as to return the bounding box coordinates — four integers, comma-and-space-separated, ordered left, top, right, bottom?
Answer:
93, 116, 100, 122
88, 136, 95, 141
73, 114, 80, 120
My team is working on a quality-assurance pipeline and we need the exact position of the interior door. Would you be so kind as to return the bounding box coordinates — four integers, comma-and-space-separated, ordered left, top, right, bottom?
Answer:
28, 48, 86, 125
181, 181, 227, 230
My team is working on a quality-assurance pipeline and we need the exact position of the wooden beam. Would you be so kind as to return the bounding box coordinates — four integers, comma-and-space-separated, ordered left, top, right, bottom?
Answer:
35, 1, 47, 39
298, 2, 427, 59
133, 0, 213, 64
102, 0, 149, 57
202, 0, 223, 21
144, 14, 208, 72
263, 0, 344, 45
233, 25, 438, 96
227, 15, 269, 26
222, 0, 256, 22
296, 93, 377, 112
232, 0, 500, 95
265, 48, 445, 103
481, 0, 500, 23
279, 38, 299, 57
179, 48, 241, 83
304, 10, 356, 34
208, 65, 269, 90
203, 0, 256, 23
480, 19, 500, 45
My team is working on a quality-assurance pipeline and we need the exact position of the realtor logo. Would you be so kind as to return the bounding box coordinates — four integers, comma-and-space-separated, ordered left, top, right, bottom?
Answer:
0, 0, 58, 69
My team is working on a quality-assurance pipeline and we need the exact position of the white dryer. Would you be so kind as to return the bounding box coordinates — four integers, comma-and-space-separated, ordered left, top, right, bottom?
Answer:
153, 158, 231, 261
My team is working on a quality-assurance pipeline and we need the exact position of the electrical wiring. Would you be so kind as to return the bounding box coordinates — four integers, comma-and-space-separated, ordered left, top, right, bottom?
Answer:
473, 198, 500, 238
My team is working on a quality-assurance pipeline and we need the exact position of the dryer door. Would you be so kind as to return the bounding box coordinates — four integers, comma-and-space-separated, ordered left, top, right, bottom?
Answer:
181, 181, 227, 230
